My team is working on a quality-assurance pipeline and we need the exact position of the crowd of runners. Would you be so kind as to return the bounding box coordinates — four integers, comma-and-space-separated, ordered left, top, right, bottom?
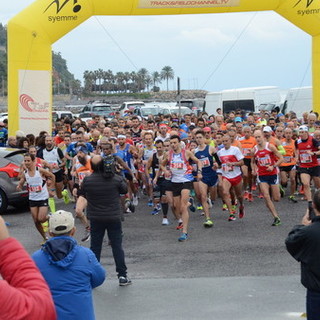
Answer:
2, 107, 320, 243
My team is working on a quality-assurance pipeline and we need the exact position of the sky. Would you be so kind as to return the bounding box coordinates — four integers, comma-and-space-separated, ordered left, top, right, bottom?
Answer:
0, 0, 312, 94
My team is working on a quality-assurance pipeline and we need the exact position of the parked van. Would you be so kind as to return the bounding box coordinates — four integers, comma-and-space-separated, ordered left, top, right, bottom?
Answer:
205, 86, 281, 115
179, 99, 205, 115
52, 111, 74, 122
281, 86, 312, 117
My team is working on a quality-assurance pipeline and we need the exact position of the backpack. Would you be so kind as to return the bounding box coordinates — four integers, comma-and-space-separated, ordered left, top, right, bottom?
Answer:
103, 154, 117, 178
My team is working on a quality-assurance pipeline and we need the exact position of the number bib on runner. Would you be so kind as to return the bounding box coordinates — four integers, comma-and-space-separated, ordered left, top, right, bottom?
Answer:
200, 157, 210, 167
29, 184, 42, 193
258, 156, 271, 166
300, 152, 312, 164
222, 163, 234, 172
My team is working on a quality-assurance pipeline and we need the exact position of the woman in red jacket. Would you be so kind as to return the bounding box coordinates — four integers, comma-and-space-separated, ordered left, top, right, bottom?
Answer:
0, 216, 56, 320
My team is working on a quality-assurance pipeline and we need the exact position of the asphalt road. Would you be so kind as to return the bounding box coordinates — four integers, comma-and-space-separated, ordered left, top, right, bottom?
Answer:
3, 191, 308, 319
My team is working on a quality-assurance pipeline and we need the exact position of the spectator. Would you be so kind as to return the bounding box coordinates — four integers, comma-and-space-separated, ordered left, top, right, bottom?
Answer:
285, 190, 320, 320
0, 216, 56, 320
32, 210, 105, 320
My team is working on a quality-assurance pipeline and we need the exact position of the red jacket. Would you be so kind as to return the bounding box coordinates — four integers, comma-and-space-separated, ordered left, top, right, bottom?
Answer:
0, 237, 56, 320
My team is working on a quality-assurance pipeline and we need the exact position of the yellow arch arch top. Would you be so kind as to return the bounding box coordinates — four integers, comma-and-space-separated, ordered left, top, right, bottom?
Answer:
7, 0, 320, 134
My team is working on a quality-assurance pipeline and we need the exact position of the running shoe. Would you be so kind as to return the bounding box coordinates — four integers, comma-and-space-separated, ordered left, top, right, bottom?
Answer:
128, 201, 135, 213
189, 197, 196, 212
289, 195, 298, 203
162, 218, 170, 225
41, 221, 49, 233
61, 189, 70, 204
252, 184, 257, 191
197, 204, 203, 210
239, 205, 245, 219
228, 213, 236, 221
81, 227, 91, 242
178, 233, 188, 242
258, 193, 264, 199
176, 222, 183, 230
222, 204, 228, 211
207, 198, 213, 208
132, 195, 139, 206
147, 199, 153, 207
243, 191, 249, 200
279, 185, 285, 198
272, 217, 281, 226
299, 185, 304, 195
119, 276, 132, 286
232, 205, 237, 212
248, 193, 253, 202
203, 218, 213, 228
151, 207, 160, 215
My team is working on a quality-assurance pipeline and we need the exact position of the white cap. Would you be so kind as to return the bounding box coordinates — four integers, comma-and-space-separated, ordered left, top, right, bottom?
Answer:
263, 126, 273, 133
49, 210, 75, 235
299, 125, 309, 132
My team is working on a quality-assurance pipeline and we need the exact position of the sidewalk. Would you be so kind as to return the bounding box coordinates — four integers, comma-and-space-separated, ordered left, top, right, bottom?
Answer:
94, 275, 305, 320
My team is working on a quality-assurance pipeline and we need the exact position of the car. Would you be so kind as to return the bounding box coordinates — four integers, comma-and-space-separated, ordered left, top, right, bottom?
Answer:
52, 111, 74, 122
119, 101, 145, 116
0, 148, 28, 213
79, 101, 114, 120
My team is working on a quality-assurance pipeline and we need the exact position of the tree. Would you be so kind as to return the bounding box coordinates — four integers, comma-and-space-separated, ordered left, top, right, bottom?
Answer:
161, 66, 174, 91
151, 71, 161, 88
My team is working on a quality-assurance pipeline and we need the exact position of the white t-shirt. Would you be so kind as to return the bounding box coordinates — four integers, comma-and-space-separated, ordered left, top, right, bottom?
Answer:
217, 146, 244, 179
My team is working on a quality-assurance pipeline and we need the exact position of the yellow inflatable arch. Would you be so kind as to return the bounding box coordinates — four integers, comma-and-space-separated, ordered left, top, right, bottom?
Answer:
7, 0, 320, 135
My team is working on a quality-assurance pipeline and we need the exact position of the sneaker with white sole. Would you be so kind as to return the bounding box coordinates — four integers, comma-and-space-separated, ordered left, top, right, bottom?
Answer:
119, 276, 132, 286
162, 218, 170, 225
81, 227, 91, 242
132, 195, 139, 206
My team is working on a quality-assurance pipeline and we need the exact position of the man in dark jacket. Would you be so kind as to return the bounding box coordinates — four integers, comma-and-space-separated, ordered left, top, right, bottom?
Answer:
33, 210, 105, 320
76, 155, 131, 286
285, 190, 320, 320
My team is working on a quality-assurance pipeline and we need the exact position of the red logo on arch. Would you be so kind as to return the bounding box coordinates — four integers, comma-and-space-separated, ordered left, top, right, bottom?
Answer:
19, 94, 35, 112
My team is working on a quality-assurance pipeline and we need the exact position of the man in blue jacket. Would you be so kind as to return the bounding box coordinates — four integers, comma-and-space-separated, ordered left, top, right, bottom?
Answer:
33, 210, 106, 320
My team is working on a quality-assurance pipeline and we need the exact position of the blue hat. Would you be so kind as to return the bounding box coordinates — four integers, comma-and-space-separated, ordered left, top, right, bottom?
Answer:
180, 132, 188, 140
235, 117, 242, 122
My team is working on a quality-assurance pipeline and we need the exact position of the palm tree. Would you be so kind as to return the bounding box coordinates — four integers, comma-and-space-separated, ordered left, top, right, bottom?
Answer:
83, 70, 94, 93
137, 68, 149, 92
161, 66, 174, 91
151, 71, 161, 88
96, 68, 104, 93
145, 75, 153, 92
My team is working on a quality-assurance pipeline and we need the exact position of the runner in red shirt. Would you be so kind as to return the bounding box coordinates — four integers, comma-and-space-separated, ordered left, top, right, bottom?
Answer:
252, 130, 283, 226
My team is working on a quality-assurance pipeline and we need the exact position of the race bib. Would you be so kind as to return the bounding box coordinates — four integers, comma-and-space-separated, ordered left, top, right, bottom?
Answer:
200, 157, 210, 167
258, 156, 271, 167
222, 163, 234, 172
29, 184, 42, 193
171, 162, 184, 170
300, 153, 312, 164
78, 171, 91, 184
283, 156, 292, 164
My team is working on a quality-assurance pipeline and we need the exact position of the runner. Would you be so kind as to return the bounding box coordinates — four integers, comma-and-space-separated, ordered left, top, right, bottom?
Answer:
295, 125, 320, 213
239, 126, 256, 202
17, 153, 55, 243
252, 130, 283, 226
279, 128, 297, 202
162, 135, 203, 241
194, 130, 219, 227
217, 134, 245, 221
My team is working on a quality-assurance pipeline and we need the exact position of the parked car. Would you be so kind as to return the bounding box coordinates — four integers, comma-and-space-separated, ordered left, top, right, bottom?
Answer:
119, 101, 145, 115
52, 111, 74, 122
0, 148, 28, 213
79, 101, 114, 120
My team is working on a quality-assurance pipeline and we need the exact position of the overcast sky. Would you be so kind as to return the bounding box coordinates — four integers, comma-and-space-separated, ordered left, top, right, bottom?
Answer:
1, 0, 312, 94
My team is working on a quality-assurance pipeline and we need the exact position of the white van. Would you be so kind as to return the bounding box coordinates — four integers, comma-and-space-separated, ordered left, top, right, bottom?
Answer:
281, 87, 312, 117
205, 86, 281, 115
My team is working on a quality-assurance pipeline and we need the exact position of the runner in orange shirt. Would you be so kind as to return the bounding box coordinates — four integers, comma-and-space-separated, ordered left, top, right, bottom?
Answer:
239, 126, 256, 201
279, 128, 297, 203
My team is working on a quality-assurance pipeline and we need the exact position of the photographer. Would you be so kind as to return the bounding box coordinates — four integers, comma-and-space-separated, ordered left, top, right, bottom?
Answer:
75, 155, 132, 286
285, 190, 320, 320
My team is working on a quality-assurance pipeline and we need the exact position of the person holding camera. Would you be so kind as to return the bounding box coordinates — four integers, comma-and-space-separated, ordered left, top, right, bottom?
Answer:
285, 190, 320, 320
75, 154, 132, 286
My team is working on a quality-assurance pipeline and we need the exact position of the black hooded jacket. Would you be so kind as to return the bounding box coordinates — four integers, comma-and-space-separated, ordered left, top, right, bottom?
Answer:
285, 216, 320, 292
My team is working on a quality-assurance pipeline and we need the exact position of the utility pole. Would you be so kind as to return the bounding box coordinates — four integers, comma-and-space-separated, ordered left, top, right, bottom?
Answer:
177, 77, 181, 119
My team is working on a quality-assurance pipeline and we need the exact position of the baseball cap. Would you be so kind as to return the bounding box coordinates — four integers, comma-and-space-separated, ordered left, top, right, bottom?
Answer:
299, 125, 309, 132
263, 126, 273, 133
203, 126, 211, 132
49, 210, 75, 235
234, 117, 242, 123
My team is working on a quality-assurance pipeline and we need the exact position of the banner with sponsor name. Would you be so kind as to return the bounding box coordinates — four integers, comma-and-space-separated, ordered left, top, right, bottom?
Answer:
139, 0, 240, 9
18, 70, 51, 136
